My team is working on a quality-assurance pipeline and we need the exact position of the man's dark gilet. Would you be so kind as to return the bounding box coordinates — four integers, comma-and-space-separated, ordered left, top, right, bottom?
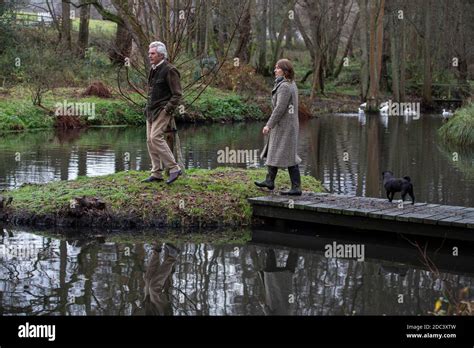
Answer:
146, 61, 173, 120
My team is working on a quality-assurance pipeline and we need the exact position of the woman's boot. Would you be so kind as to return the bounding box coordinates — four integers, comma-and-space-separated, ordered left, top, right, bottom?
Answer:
280, 165, 302, 196
254, 166, 278, 190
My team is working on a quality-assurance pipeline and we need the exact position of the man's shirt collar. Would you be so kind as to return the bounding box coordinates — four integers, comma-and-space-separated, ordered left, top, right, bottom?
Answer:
152, 59, 165, 70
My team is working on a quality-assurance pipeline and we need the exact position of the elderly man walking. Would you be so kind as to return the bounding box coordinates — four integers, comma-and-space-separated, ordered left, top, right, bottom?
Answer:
143, 41, 183, 184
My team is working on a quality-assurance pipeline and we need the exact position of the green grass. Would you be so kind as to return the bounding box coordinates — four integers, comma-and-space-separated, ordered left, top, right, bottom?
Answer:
184, 86, 265, 121
0, 100, 55, 131
438, 103, 474, 147
5, 167, 324, 228
14, 11, 116, 37
0, 97, 142, 132
72, 18, 117, 37
0, 86, 266, 133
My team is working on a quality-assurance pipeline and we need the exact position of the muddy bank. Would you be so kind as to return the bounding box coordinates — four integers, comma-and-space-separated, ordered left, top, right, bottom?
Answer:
0, 168, 323, 230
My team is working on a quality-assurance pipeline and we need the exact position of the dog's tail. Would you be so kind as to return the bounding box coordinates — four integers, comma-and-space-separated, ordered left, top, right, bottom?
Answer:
403, 176, 411, 182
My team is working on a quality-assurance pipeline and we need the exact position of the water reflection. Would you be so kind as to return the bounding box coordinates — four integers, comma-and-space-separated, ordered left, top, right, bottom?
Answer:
140, 243, 178, 316
1, 229, 473, 316
259, 249, 298, 315
0, 114, 472, 205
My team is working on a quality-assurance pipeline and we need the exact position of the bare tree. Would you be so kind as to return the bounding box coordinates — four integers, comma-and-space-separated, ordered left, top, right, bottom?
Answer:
234, 0, 252, 64
255, 0, 269, 75
422, 0, 432, 106
358, 0, 369, 101
295, 0, 353, 98
78, 0, 90, 58
61, 0, 72, 49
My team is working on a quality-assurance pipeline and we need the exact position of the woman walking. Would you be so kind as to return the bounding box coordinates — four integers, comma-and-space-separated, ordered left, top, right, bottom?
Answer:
255, 59, 302, 196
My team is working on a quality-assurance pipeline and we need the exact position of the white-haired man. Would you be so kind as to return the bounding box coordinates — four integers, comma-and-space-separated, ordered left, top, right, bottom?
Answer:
142, 41, 183, 184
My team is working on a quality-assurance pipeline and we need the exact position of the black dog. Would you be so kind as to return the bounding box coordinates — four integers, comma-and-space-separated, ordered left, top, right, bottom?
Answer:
382, 171, 415, 204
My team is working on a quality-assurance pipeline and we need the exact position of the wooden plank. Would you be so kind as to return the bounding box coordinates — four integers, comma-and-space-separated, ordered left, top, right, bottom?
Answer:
438, 214, 469, 226
248, 194, 474, 237
394, 204, 443, 223
291, 200, 319, 211
247, 196, 289, 207
341, 207, 381, 217
451, 218, 474, 229
306, 203, 343, 214
367, 203, 426, 219
251, 204, 474, 241
436, 205, 471, 213
423, 212, 464, 225
461, 212, 474, 219
381, 204, 436, 221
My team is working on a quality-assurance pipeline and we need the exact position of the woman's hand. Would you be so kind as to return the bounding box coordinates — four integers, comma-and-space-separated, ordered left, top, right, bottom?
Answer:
262, 126, 270, 135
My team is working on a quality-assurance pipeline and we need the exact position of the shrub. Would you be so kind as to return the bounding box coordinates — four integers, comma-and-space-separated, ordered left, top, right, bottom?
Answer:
438, 103, 474, 147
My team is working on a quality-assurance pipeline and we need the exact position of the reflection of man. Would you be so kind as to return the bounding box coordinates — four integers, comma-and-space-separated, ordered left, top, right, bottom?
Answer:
258, 249, 298, 315
142, 243, 179, 315
142, 41, 183, 184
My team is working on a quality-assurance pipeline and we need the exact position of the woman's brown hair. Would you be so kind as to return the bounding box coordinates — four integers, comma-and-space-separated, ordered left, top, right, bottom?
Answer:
276, 59, 295, 81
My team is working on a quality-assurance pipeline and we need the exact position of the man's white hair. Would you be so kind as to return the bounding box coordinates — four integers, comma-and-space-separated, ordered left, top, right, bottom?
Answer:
149, 41, 168, 59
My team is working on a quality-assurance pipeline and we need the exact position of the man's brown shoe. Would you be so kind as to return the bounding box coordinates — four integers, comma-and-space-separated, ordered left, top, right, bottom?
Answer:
142, 176, 164, 183
166, 170, 182, 184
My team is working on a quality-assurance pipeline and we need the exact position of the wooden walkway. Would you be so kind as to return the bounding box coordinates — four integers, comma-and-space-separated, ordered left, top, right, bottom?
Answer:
248, 193, 474, 241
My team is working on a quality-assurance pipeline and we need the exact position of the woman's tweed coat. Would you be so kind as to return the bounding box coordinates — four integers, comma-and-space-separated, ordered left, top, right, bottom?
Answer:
261, 78, 302, 168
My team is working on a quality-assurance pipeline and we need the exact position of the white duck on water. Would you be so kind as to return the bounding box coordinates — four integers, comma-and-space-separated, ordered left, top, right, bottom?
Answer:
379, 102, 389, 114
442, 109, 453, 120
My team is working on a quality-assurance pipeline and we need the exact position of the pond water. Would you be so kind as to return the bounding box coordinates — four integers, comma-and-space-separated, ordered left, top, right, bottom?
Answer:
1, 228, 473, 315
0, 114, 472, 206
0, 113, 473, 315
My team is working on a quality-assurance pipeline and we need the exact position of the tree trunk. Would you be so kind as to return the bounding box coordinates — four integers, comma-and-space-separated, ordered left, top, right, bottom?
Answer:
78, 0, 90, 58
368, 0, 378, 108
376, 0, 385, 89
380, 33, 389, 92
358, 0, 369, 101
310, 55, 325, 99
61, 0, 71, 49
271, 0, 294, 71
367, 0, 384, 109
269, 0, 276, 51
327, 0, 347, 77
334, 13, 359, 78
256, 0, 268, 75
399, 3, 406, 100
234, 0, 252, 64
285, 20, 293, 49
216, 0, 226, 59
422, 0, 433, 106
453, 0, 470, 99
109, 21, 133, 65
389, 10, 400, 102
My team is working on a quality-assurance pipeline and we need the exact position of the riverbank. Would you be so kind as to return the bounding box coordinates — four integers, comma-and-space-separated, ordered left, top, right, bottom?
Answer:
0, 86, 266, 133
438, 103, 474, 147
0, 84, 364, 134
0, 167, 323, 229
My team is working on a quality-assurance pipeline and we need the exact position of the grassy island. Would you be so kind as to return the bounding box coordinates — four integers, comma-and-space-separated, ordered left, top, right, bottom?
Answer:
0, 167, 323, 229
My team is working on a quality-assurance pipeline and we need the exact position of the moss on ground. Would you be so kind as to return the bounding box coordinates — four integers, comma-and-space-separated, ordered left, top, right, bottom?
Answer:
2, 167, 323, 229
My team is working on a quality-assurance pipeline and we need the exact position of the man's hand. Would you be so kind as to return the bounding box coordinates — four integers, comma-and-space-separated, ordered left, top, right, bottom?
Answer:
262, 126, 270, 135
